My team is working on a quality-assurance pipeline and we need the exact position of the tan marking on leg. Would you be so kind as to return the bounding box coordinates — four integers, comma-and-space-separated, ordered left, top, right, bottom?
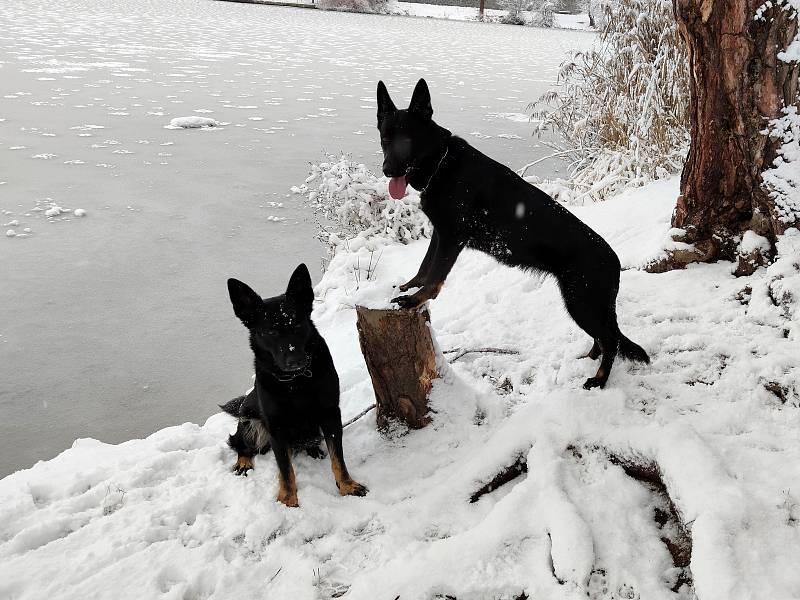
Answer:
276, 462, 298, 507
428, 280, 444, 299
326, 439, 368, 497
232, 455, 254, 475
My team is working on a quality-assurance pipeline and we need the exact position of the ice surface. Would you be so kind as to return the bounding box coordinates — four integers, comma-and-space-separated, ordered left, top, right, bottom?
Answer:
0, 0, 592, 476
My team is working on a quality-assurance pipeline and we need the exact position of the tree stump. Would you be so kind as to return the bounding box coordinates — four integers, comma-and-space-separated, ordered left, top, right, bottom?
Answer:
355, 306, 439, 430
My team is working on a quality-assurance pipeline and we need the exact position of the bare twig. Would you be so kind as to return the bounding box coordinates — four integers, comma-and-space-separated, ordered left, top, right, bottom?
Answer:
443, 347, 520, 363
516, 148, 601, 177
267, 567, 282, 585
342, 404, 376, 428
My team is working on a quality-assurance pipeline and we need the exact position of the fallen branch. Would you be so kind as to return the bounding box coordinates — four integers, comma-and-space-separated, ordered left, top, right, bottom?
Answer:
469, 454, 528, 503
342, 404, 376, 429
444, 347, 520, 363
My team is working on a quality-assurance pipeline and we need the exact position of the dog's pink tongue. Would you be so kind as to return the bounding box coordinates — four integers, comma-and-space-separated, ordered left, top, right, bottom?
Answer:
388, 175, 408, 199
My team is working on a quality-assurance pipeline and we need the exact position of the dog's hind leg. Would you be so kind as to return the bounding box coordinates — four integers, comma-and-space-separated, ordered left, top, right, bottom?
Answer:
228, 417, 271, 475
559, 270, 620, 389
228, 423, 256, 476
582, 334, 618, 389
580, 339, 601, 360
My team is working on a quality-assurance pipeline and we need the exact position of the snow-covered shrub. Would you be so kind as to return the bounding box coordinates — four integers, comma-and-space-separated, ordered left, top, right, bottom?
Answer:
499, 0, 530, 25
763, 98, 800, 231
316, 0, 389, 13
531, 0, 689, 202
583, 0, 615, 29
530, 0, 562, 27
294, 154, 431, 263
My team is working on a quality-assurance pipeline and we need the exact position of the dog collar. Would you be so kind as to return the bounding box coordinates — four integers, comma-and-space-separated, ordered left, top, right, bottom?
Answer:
419, 145, 449, 195
268, 357, 313, 382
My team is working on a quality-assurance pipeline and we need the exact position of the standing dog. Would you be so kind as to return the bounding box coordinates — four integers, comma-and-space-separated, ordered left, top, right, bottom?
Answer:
377, 79, 649, 389
221, 264, 367, 507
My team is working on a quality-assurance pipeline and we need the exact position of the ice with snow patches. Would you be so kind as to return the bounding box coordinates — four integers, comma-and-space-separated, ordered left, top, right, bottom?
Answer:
2, 178, 799, 599
166, 116, 219, 129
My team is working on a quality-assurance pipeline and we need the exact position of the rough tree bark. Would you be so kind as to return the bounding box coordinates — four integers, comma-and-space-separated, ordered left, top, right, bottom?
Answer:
355, 306, 439, 430
648, 0, 799, 274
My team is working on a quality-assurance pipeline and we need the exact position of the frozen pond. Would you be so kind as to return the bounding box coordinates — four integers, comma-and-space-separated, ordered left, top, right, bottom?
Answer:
0, 0, 592, 476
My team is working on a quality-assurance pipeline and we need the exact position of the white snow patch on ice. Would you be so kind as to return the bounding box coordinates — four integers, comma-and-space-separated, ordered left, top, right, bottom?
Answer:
166, 116, 219, 129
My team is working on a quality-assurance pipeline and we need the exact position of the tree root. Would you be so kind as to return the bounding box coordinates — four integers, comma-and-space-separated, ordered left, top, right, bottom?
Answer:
469, 454, 528, 503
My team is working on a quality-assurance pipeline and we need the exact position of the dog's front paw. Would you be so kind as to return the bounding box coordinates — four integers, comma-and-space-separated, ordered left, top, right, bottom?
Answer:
276, 489, 299, 507
232, 456, 254, 476
397, 278, 422, 293
582, 377, 607, 390
391, 293, 424, 309
337, 479, 369, 497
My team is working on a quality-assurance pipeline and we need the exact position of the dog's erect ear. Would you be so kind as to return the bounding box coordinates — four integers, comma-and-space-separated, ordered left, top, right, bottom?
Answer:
377, 80, 396, 126
408, 78, 433, 120
286, 263, 314, 313
227, 278, 262, 325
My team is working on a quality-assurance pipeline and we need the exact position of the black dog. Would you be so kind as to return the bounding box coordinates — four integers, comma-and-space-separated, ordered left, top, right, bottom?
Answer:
221, 264, 367, 507
377, 79, 649, 389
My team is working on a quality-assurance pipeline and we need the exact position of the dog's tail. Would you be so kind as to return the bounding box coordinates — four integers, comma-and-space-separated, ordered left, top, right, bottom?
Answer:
219, 395, 246, 417
618, 333, 650, 364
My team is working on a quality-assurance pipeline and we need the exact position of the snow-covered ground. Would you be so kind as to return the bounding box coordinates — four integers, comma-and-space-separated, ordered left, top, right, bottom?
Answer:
2, 177, 798, 599
0, 0, 594, 476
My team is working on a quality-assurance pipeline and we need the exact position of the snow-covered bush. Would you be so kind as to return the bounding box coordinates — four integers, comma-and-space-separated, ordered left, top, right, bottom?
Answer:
316, 0, 389, 13
763, 100, 800, 232
583, 0, 615, 29
294, 154, 431, 263
499, 0, 530, 25
530, 0, 562, 27
531, 0, 689, 202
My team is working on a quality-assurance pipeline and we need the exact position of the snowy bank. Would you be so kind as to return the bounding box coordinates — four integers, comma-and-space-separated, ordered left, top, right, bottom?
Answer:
2, 178, 800, 599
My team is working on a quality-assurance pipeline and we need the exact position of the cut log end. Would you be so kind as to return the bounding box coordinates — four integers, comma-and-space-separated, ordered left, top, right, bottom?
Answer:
355, 305, 440, 430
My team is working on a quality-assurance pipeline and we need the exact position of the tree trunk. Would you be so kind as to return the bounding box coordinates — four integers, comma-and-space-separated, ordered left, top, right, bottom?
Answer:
652, 0, 799, 272
355, 306, 439, 430
479, 0, 485, 20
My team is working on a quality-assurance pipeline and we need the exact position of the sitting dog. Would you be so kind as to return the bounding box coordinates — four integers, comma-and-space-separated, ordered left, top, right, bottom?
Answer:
221, 264, 367, 507
377, 79, 649, 389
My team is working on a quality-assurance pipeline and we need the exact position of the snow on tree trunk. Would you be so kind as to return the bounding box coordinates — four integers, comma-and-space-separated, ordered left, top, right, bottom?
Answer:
355, 306, 438, 430
652, 0, 800, 273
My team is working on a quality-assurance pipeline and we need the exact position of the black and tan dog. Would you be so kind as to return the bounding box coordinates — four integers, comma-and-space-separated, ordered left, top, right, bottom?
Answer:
377, 79, 649, 389
221, 264, 367, 507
